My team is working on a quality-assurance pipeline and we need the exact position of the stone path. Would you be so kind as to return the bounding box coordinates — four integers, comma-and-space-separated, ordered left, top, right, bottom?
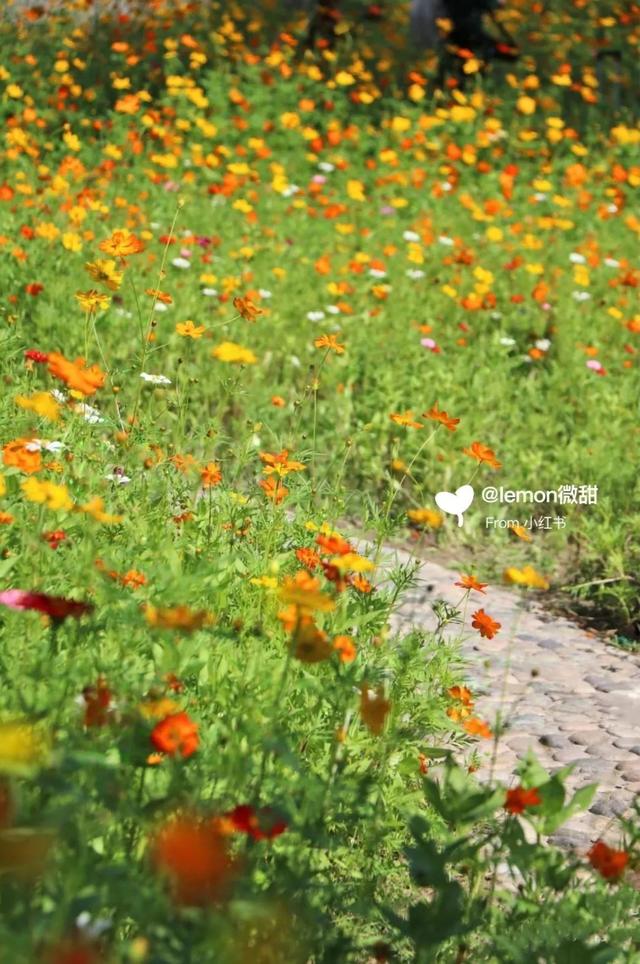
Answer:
378, 542, 640, 851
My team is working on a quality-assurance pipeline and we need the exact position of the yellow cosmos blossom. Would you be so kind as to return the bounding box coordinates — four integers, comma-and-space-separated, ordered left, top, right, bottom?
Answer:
21, 478, 73, 512
212, 342, 257, 365
75, 289, 111, 313
503, 566, 549, 590
330, 553, 375, 573
0, 721, 50, 772
79, 497, 123, 525
85, 259, 123, 291
407, 508, 443, 528
144, 604, 214, 632
176, 320, 206, 339
15, 392, 60, 422
278, 572, 335, 614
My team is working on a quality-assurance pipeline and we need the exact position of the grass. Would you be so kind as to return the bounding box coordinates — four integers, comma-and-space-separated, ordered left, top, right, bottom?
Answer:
0, 0, 639, 960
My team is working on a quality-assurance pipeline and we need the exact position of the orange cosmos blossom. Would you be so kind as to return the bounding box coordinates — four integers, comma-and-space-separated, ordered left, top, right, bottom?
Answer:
314, 333, 345, 354
259, 450, 305, 477
151, 711, 199, 759
423, 402, 460, 432
47, 352, 106, 396
233, 295, 263, 321
259, 476, 288, 503
151, 814, 236, 905
455, 574, 488, 594
333, 634, 357, 663
463, 441, 502, 469
463, 717, 492, 739
200, 461, 222, 487
471, 609, 501, 639
98, 228, 145, 257
360, 685, 391, 735
390, 410, 423, 429
2, 438, 42, 474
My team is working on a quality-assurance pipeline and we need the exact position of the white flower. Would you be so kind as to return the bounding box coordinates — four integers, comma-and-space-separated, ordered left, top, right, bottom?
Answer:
201, 287, 218, 297
572, 291, 591, 302
106, 468, 131, 485
76, 403, 104, 424
115, 308, 133, 319
438, 235, 454, 246
369, 268, 386, 278
258, 289, 272, 299
140, 372, 171, 385
569, 252, 586, 264
307, 310, 325, 322
533, 192, 547, 201
318, 162, 334, 172
500, 336, 516, 346
171, 257, 191, 269
326, 305, 340, 314
406, 269, 425, 279
154, 301, 169, 312
604, 258, 620, 268
290, 355, 301, 368
51, 389, 67, 402
403, 230, 420, 242
607, 204, 618, 213
440, 182, 453, 192
25, 439, 65, 453
281, 184, 300, 197
535, 338, 551, 351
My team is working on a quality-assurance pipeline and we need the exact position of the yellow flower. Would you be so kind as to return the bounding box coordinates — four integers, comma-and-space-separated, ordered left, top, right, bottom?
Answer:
250, 576, 278, 589
0, 475, 5, 498
329, 552, 375, 573
503, 566, 549, 590
15, 392, 61, 422
516, 96, 536, 115
278, 572, 335, 614
407, 508, 443, 528
335, 71, 355, 86
176, 320, 206, 339
0, 721, 50, 772
347, 180, 365, 202
212, 342, 257, 365
85, 259, 123, 291
138, 698, 180, 721
144, 604, 214, 633
75, 289, 111, 313
79, 497, 123, 524
21, 478, 73, 512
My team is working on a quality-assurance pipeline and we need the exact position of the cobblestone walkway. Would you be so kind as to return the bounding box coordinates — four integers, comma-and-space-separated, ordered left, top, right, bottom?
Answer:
381, 543, 640, 851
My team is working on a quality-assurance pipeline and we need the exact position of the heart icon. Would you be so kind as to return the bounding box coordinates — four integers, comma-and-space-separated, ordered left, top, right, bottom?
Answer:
435, 484, 475, 527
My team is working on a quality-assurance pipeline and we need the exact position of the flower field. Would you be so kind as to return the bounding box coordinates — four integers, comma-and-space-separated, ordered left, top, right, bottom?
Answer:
0, 1, 639, 960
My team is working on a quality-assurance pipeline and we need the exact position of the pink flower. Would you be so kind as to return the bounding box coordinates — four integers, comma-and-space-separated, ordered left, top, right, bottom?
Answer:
421, 338, 440, 353
0, 590, 93, 622
586, 360, 606, 375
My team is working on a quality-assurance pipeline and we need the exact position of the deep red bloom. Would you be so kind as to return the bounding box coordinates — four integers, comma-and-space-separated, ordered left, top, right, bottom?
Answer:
151, 711, 199, 759
224, 804, 287, 841
504, 785, 542, 814
82, 677, 112, 728
25, 283, 44, 296
24, 349, 49, 364
0, 590, 93, 622
587, 840, 629, 880
42, 530, 67, 550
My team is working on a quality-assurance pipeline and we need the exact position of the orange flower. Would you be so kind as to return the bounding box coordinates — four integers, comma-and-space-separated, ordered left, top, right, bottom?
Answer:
151, 814, 235, 905
360, 685, 390, 735
259, 477, 288, 503
390, 410, 423, 429
316, 532, 353, 556
295, 547, 321, 569
463, 717, 492, 739
471, 608, 501, 639
314, 333, 345, 354
333, 635, 357, 663
448, 685, 473, 706
351, 574, 372, 593
145, 604, 213, 633
455, 574, 487, 594
151, 711, 199, 759
271, 395, 286, 407
200, 461, 222, 488
423, 403, 460, 432
233, 295, 263, 322
146, 288, 173, 304
508, 523, 532, 543
504, 785, 541, 814
260, 450, 305, 478
463, 441, 501, 469
99, 228, 144, 257
2, 437, 41, 475
47, 352, 105, 396
587, 840, 629, 880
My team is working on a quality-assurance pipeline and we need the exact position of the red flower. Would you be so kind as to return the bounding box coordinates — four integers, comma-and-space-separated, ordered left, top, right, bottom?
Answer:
151, 711, 199, 759
224, 804, 287, 841
0, 590, 93, 622
152, 814, 236, 905
24, 349, 49, 364
504, 785, 542, 814
42, 530, 67, 550
82, 677, 112, 728
587, 840, 629, 880
25, 283, 44, 296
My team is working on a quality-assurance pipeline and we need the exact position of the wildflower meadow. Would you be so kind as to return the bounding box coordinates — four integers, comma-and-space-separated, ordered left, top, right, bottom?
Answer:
0, 0, 639, 960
